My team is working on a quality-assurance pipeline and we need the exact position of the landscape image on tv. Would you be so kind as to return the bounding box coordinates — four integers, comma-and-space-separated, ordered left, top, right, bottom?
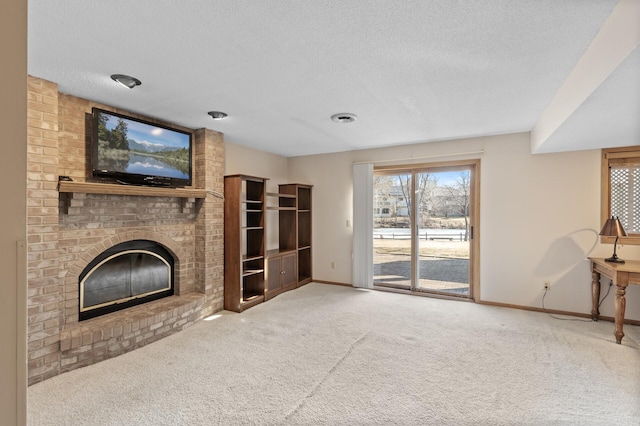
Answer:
94, 110, 191, 181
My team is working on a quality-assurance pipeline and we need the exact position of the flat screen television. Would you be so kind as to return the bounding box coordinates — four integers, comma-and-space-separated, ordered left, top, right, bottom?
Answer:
91, 108, 192, 187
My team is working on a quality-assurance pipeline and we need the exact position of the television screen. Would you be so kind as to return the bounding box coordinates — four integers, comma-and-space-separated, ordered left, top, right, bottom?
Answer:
91, 108, 192, 187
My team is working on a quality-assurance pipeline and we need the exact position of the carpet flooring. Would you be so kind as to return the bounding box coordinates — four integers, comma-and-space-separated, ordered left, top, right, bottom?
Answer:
28, 283, 640, 425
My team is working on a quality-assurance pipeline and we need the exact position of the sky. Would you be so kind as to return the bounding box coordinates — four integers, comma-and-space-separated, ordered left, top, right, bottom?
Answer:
387, 170, 468, 187
432, 171, 461, 186
103, 114, 190, 149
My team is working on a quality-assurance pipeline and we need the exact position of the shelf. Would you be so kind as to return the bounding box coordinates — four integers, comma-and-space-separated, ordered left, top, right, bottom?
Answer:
242, 254, 264, 262
58, 181, 207, 199
242, 269, 264, 277
266, 192, 296, 198
266, 206, 297, 211
266, 248, 297, 258
240, 294, 265, 310
297, 186, 311, 211
242, 226, 264, 231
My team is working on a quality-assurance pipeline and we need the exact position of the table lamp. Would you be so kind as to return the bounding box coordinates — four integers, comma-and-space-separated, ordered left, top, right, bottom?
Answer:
599, 216, 627, 263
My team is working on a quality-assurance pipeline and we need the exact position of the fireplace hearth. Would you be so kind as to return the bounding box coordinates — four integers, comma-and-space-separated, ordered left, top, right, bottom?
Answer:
79, 240, 174, 320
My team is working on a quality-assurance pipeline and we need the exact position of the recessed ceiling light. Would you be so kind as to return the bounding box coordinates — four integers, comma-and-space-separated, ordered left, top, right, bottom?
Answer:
331, 113, 358, 123
208, 111, 228, 120
110, 74, 142, 89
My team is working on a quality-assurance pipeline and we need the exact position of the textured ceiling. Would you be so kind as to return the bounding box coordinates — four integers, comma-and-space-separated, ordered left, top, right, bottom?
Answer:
28, 0, 626, 157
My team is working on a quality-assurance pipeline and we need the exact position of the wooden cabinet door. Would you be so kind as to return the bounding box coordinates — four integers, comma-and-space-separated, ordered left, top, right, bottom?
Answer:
266, 256, 282, 294
281, 253, 297, 289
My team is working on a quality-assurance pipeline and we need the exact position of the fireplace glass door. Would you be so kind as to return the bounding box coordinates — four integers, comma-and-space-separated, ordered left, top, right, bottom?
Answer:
79, 240, 174, 320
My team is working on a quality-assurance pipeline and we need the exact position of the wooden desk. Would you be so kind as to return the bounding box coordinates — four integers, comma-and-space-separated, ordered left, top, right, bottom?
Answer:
589, 257, 640, 344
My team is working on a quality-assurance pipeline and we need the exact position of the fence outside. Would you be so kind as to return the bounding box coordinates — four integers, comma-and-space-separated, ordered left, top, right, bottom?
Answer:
373, 231, 466, 241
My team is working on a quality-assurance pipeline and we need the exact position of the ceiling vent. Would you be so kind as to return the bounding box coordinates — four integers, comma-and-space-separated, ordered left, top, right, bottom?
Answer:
331, 113, 358, 123
208, 111, 228, 120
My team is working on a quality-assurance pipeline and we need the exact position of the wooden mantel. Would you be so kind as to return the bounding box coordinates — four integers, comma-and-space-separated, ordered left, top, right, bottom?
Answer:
58, 181, 208, 199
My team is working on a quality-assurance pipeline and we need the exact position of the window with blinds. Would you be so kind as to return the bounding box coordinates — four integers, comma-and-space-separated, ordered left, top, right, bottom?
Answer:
603, 147, 640, 241
610, 166, 640, 233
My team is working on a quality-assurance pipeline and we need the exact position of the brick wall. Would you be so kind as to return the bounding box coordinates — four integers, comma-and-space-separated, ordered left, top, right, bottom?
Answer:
26, 76, 224, 384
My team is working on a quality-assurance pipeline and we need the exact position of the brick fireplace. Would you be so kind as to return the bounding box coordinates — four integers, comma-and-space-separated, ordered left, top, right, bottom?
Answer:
27, 76, 225, 385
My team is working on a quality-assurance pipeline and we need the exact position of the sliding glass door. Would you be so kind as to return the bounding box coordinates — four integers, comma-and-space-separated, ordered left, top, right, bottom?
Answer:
373, 161, 478, 298
373, 173, 412, 287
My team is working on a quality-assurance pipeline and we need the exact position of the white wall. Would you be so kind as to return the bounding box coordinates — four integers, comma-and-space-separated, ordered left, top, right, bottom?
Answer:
1, 0, 27, 424
289, 149, 355, 284
225, 142, 289, 190
224, 141, 290, 250
475, 134, 640, 316
226, 133, 640, 321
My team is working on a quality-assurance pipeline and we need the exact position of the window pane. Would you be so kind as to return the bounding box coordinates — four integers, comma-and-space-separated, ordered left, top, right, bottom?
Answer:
373, 173, 412, 287
416, 170, 470, 295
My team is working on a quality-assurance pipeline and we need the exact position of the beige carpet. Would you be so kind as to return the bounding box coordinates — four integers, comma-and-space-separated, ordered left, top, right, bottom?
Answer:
28, 283, 640, 425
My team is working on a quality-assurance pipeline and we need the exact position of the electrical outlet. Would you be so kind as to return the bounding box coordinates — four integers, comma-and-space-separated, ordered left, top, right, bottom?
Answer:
544, 281, 551, 290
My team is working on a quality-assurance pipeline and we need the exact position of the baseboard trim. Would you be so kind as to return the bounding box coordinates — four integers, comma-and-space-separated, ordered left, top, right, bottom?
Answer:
313, 281, 640, 326
477, 299, 640, 326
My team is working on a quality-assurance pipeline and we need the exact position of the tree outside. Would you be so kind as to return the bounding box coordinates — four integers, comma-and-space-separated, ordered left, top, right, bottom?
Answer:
374, 170, 470, 239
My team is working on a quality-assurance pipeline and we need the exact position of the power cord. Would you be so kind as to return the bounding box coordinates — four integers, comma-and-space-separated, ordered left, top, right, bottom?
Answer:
541, 281, 613, 322
597, 280, 613, 309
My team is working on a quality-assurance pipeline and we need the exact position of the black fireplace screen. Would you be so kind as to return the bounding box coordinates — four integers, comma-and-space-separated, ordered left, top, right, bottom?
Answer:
79, 240, 174, 320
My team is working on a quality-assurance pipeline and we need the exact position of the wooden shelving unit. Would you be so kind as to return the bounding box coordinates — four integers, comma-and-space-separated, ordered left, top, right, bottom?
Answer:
294, 184, 313, 285
276, 183, 312, 287
225, 177, 312, 311
224, 175, 266, 312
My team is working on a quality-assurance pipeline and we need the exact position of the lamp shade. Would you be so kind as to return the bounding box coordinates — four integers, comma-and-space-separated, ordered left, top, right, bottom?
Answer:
599, 216, 627, 237
600, 216, 627, 263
